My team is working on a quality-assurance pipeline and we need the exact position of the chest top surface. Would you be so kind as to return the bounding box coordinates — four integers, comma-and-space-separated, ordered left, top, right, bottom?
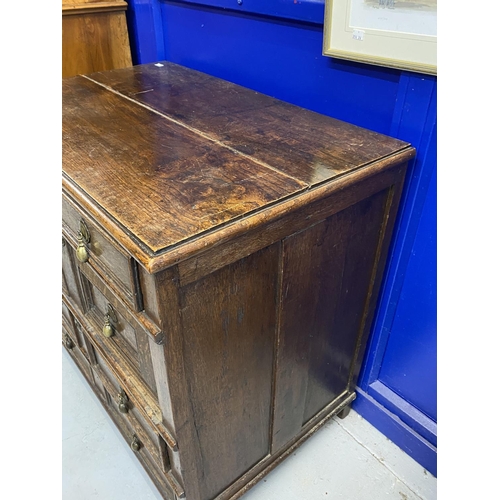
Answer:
62, 62, 413, 270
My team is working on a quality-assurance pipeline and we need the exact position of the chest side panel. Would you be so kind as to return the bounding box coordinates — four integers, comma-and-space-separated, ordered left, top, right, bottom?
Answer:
176, 244, 279, 500
272, 188, 391, 452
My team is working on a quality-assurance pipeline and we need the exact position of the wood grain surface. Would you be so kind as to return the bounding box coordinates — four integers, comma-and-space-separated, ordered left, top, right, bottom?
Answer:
62, 2, 131, 78
63, 68, 414, 269
87, 62, 410, 185
63, 76, 306, 253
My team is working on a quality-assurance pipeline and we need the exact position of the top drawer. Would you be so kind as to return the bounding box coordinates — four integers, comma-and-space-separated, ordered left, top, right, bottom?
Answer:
62, 194, 142, 311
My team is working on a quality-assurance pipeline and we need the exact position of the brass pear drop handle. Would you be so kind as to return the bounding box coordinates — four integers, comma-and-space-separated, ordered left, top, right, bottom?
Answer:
102, 303, 118, 338
117, 390, 129, 414
130, 435, 141, 452
64, 333, 75, 350
76, 219, 91, 263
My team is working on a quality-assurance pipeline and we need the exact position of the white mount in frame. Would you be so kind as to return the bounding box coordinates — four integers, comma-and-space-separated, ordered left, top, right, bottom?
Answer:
323, 0, 437, 75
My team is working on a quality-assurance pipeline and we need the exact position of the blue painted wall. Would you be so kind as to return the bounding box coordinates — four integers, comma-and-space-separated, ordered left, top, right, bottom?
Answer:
126, 0, 437, 476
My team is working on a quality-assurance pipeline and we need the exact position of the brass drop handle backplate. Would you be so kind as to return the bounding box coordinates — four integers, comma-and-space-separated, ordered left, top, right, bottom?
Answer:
102, 303, 118, 338
76, 219, 91, 263
130, 435, 141, 452
64, 333, 75, 350
117, 389, 129, 414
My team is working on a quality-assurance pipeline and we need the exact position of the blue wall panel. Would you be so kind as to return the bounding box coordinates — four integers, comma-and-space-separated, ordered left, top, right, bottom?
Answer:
158, 1, 401, 133
126, 0, 437, 475
379, 162, 437, 422
170, 0, 326, 24
357, 80, 437, 475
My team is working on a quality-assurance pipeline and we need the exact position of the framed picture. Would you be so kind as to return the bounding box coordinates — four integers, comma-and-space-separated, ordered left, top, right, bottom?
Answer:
323, 0, 437, 75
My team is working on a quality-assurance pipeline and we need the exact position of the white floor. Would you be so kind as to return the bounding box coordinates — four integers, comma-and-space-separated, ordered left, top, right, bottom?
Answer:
62, 348, 437, 500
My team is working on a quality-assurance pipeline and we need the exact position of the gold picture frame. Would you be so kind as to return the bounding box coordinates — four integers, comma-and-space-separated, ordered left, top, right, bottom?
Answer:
323, 0, 437, 75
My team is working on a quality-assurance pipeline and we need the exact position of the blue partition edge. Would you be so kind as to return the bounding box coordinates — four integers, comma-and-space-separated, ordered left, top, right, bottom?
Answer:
354, 75, 437, 476
127, 0, 166, 63
354, 387, 437, 477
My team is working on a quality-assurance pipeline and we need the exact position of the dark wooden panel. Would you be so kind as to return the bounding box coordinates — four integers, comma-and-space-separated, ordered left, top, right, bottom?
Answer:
63, 76, 306, 254
88, 62, 410, 186
178, 245, 278, 500
272, 210, 351, 452
302, 189, 389, 424
272, 189, 389, 451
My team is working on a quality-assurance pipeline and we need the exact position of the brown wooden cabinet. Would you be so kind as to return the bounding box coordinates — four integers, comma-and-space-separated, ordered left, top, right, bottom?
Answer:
62, 0, 132, 78
62, 62, 415, 500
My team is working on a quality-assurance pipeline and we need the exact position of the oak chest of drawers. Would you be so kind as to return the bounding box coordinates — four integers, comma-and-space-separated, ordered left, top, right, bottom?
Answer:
62, 62, 415, 500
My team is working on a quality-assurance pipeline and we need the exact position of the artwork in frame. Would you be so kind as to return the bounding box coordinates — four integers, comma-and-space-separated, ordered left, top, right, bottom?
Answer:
323, 0, 437, 75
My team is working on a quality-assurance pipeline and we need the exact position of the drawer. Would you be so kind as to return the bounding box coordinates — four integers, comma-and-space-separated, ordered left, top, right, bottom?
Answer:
62, 323, 93, 383
94, 362, 178, 500
91, 349, 167, 467
84, 337, 183, 498
64, 291, 182, 484
62, 291, 175, 444
76, 262, 161, 396
63, 323, 180, 500
62, 195, 142, 311
63, 301, 92, 362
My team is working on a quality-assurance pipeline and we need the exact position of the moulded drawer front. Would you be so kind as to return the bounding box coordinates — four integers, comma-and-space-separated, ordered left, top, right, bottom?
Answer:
62, 323, 92, 382
89, 281, 140, 359
89, 353, 180, 500
72, 317, 168, 462
76, 263, 159, 397
64, 310, 178, 500
62, 301, 91, 362
89, 347, 170, 475
62, 196, 138, 310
